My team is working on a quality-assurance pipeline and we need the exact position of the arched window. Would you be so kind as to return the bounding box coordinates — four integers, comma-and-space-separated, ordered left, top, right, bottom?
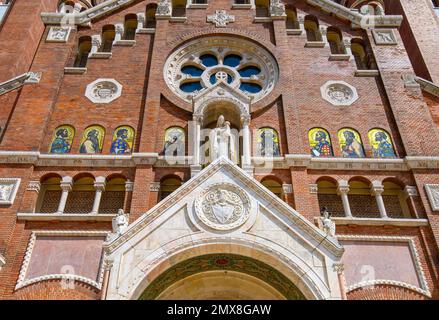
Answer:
79, 125, 105, 154
110, 126, 135, 155
159, 176, 182, 201
73, 36, 91, 67
382, 180, 410, 218
100, 25, 115, 52
317, 178, 344, 217
348, 178, 380, 218
37, 176, 62, 213
49, 125, 75, 154
261, 178, 283, 199
255, 0, 270, 17
257, 128, 281, 157
351, 39, 368, 70
124, 14, 138, 40
285, 6, 299, 29
304, 15, 322, 42
162, 127, 185, 157
64, 176, 95, 214
99, 177, 126, 214
338, 128, 365, 158
145, 4, 157, 28
327, 26, 346, 55
309, 128, 333, 157
172, 0, 187, 17
368, 128, 396, 158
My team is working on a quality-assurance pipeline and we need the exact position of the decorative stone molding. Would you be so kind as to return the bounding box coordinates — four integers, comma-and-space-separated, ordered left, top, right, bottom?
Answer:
282, 184, 293, 194
17, 213, 118, 222
401, 74, 420, 89
156, 0, 172, 18
0, 72, 42, 96
332, 263, 344, 275
372, 29, 397, 45
125, 181, 134, 192
27, 181, 41, 193
309, 184, 318, 194
163, 36, 279, 103
415, 76, 439, 97
0, 178, 21, 205
94, 176, 106, 191
326, 217, 429, 227
60, 176, 73, 192
85, 79, 122, 104
424, 184, 439, 211
194, 182, 251, 231
270, 0, 286, 18
404, 186, 418, 198
337, 235, 431, 297
207, 10, 235, 27
15, 230, 109, 290
149, 182, 161, 192
337, 180, 350, 195
320, 81, 358, 106
370, 180, 384, 195
46, 26, 72, 42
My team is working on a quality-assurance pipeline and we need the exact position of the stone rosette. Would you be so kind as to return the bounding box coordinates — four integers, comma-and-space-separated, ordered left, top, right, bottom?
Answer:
194, 182, 251, 231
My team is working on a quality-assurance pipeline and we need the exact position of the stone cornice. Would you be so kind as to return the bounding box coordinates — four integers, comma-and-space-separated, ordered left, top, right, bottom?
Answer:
40, 0, 402, 29
2, 151, 439, 171
0, 72, 42, 96
16, 213, 117, 222
325, 217, 429, 227
415, 76, 439, 98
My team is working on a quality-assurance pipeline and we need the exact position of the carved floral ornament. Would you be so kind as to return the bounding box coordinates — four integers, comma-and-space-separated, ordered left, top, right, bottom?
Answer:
163, 36, 279, 103
0, 178, 21, 205
85, 79, 122, 104
207, 10, 235, 27
320, 81, 358, 106
194, 183, 251, 231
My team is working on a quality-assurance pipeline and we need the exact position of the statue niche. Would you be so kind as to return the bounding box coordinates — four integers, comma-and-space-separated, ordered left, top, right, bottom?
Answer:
209, 115, 237, 163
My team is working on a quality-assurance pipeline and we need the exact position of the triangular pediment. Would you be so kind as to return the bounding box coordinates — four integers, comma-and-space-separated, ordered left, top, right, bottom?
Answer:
193, 81, 252, 106
104, 157, 343, 258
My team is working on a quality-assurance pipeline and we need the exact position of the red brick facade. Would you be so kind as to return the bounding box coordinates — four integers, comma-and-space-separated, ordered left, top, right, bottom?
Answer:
0, 0, 438, 300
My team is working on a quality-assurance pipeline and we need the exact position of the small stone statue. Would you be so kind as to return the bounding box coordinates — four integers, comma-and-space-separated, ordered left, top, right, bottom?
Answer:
320, 206, 336, 237
111, 209, 129, 235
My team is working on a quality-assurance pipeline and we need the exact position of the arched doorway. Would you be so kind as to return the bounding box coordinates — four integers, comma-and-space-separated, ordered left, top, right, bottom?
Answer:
139, 254, 306, 300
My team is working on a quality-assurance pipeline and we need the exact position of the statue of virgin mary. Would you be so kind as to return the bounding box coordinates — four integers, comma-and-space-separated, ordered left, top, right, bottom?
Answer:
209, 115, 236, 162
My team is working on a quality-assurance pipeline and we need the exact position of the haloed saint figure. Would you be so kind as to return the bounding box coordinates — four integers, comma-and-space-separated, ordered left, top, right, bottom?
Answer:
341, 130, 365, 158
50, 128, 71, 153
110, 128, 131, 155
310, 130, 332, 157
80, 129, 101, 154
372, 131, 396, 158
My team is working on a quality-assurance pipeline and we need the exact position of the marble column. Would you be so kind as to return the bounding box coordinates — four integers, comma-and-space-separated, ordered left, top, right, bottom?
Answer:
91, 176, 106, 215
337, 180, 352, 218
333, 263, 347, 300
57, 176, 73, 214
371, 181, 388, 218
242, 117, 251, 166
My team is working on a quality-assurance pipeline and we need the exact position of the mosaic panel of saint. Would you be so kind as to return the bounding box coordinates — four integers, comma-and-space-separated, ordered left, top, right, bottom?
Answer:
338, 128, 365, 158
49, 125, 75, 154
309, 128, 333, 157
257, 128, 281, 157
368, 128, 396, 158
79, 126, 105, 154
110, 126, 134, 155
162, 127, 185, 156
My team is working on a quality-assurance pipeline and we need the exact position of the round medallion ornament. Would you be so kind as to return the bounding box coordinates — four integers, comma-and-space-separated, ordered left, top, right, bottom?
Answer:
194, 183, 251, 231
85, 78, 122, 104
320, 80, 358, 106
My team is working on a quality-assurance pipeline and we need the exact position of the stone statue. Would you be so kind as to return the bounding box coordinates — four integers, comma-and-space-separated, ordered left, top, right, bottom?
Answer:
209, 115, 236, 162
320, 207, 336, 237
111, 209, 129, 236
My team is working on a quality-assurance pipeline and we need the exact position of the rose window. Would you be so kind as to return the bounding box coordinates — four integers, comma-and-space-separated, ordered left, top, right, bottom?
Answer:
164, 37, 279, 103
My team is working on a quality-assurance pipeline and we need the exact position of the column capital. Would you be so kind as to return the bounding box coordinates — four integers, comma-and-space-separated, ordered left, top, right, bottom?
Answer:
60, 176, 73, 192
309, 183, 318, 194
332, 262, 345, 275
94, 176, 106, 191
125, 181, 134, 192
370, 180, 384, 195
337, 180, 349, 195
404, 185, 418, 198
27, 181, 41, 193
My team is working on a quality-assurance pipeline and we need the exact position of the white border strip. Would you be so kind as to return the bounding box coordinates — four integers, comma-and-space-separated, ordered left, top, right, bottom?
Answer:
337, 234, 431, 297
15, 230, 110, 291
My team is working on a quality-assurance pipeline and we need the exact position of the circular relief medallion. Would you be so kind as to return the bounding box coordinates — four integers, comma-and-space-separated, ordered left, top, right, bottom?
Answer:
320, 80, 358, 106
194, 183, 251, 231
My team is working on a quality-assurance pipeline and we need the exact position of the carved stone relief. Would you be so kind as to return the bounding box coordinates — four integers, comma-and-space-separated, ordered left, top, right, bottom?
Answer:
320, 81, 358, 106
85, 79, 122, 104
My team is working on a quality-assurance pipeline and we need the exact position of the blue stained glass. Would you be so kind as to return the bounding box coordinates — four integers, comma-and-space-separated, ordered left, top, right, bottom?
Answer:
180, 81, 202, 92
210, 74, 216, 85
200, 54, 218, 67
224, 54, 242, 67
181, 65, 203, 77
240, 82, 262, 93
239, 66, 261, 77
